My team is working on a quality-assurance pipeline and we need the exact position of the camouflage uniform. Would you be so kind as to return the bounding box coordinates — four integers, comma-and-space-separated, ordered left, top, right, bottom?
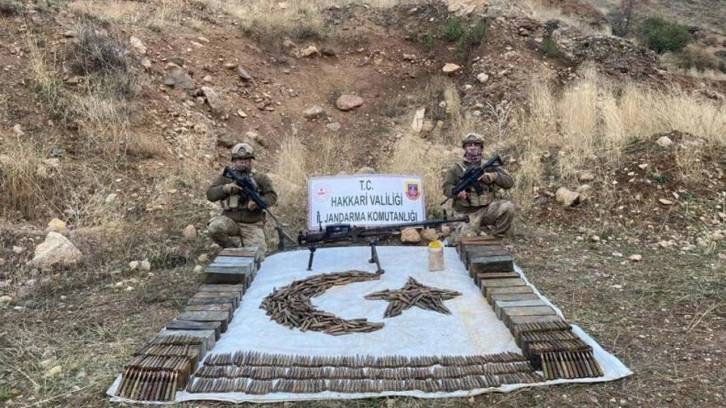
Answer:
442, 134, 515, 240
206, 144, 278, 258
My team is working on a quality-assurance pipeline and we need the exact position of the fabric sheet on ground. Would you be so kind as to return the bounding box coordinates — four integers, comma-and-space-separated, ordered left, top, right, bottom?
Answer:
108, 246, 632, 403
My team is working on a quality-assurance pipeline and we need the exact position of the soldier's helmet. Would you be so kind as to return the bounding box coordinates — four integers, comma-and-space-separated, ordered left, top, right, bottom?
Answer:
231, 143, 255, 160
461, 132, 484, 148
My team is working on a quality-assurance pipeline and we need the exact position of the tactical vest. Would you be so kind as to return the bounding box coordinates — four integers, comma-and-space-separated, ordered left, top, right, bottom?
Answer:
456, 160, 495, 208
219, 170, 257, 210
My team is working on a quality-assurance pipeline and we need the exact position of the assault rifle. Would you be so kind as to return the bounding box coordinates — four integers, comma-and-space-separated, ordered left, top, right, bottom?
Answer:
298, 214, 469, 274
440, 154, 504, 206
222, 166, 296, 250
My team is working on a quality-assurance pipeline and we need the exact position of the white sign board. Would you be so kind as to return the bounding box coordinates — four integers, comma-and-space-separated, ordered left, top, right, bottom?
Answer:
307, 174, 425, 229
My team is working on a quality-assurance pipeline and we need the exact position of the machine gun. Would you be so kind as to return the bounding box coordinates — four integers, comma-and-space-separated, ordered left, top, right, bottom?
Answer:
440, 154, 503, 206
298, 214, 469, 274
222, 166, 296, 250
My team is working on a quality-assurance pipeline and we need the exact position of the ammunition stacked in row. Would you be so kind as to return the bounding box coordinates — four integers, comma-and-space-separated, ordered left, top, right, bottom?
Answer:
203, 350, 528, 368
115, 248, 260, 402
458, 238, 604, 381
186, 350, 542, 394
115, 334, 205, 401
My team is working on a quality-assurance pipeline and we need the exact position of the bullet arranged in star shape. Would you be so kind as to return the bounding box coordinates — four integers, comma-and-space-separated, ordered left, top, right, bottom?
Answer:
364, 277, 462, 318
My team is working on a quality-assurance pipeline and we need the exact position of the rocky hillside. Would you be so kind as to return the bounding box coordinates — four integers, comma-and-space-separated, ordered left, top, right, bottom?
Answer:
0, 0, 723, 292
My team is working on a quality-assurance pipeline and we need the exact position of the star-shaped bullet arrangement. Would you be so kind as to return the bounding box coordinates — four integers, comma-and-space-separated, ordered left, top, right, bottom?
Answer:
364, 277, 462, 318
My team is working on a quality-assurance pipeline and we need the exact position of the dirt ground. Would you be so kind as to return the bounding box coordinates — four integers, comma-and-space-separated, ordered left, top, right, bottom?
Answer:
0, 222, 722, 407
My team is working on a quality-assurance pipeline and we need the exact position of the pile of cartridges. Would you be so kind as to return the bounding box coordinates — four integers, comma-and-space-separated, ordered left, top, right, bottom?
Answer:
115, 247, 261, 401
186, 351, 543, 394
115, 334, 205, 401
458, 237, 604, 381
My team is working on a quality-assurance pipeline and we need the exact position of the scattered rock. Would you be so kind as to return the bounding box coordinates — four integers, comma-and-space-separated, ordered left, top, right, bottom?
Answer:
590, 235, 601, 242
12, 124, 24, 136
0, 295, 12, 306
245, 131, 266, 147
442, 63, 461, 75
326, 122, 341, 132
401, 227, 422, 243
140, 259, 151, 271
656, 136, 673, 147
237, 66, 252, 81
658, 198, 674, 205
302, 105, 325, 119
335, 95, 364, 111
236, 109, 247, 118
46, 218, 69, 235
296, 45, 321, 58
182, 225, 197, 240
44, 365, 62, 379
420, 228, 438, 241
164, 68, 196, 90
129, 36, 146, 55
140, 57, 152, 69
105, 193, 117, 205
629, 254, 643, 262
411, 108, 426, 132
579, 172, 595, 182
555, 187, 581, 207
201, 86, 226, 116
476, 73, 489, 83
197, 254, 209, 263
193, 265, 204, 273
30, 232, 83, 271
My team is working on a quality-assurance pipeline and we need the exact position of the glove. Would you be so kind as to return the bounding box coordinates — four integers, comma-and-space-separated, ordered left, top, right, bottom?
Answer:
223, 183, 241, 194
479, 172, 498, 184
247, 201, 257, 210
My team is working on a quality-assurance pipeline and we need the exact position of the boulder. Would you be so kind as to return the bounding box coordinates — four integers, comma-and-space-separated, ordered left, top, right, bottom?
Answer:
30, 232, 83, 271
401, 228, 421, 243
335, 95, 364, 111
555, 187, 581, 207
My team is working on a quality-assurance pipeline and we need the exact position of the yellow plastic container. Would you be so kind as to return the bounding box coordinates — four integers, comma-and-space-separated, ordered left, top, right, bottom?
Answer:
428, 240, 444, 272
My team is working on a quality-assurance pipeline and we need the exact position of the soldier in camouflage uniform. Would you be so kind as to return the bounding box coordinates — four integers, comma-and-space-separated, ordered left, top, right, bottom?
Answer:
442, 133, 514, 240
206, 143, 278, 258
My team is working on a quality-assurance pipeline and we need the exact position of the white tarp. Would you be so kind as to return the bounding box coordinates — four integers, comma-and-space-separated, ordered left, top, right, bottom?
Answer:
108, 246, 632, 404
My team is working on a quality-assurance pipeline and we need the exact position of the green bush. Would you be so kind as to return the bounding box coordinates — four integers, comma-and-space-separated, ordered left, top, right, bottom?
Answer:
440, 17, 464, 42
640, 16, 690, 54
540, 36, 561, 58
441, 17, 487, 61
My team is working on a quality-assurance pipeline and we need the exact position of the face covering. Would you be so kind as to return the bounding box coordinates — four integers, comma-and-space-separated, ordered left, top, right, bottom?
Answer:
463, 145, 482, 163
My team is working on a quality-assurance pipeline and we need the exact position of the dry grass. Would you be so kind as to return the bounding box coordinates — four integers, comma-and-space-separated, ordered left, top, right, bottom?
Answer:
509, 64, 726, 207
0, 137, 52, 220
67, 0, 145, 24
26, 37, 62, 106
522, 0, 611, 35
70, 92, 132, 160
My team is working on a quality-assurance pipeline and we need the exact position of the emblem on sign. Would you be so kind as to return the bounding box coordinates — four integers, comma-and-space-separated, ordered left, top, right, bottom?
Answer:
313, 183, 330, 202
404, 181, 421, 201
